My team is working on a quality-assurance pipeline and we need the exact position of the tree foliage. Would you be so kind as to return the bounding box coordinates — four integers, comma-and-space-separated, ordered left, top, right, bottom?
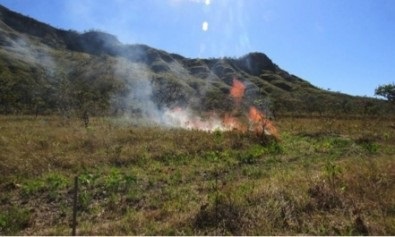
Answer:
375, 83, 395, 102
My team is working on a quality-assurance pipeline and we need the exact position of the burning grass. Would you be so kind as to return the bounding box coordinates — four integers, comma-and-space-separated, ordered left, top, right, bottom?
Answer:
159, 78, 280, 140
0, 115, 394, 235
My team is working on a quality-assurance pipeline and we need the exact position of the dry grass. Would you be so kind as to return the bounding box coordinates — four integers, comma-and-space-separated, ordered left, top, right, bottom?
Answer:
0, 115, 394, 235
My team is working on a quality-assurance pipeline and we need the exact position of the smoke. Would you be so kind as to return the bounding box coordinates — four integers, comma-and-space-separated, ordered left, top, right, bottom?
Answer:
110, 50, 277, 134
162, 107, 227, 131
112, 55, 195, 128
110, 44, 235, 130
168, 61, 190, 79
113, 57, 162, 122
3, 35, 57, 76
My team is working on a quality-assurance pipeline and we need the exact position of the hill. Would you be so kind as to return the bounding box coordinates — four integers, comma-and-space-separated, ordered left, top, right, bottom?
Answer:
0, 4, 394, 121
1, 5, 394, 235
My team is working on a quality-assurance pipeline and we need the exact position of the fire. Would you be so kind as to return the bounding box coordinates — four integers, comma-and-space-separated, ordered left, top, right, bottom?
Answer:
249, 106, 264, 123
249, 106, 265, 135
230, 77, 245, 105
165, 107, 224, 132
223, 113, 247, 132
249, 106, 279, 140
264, 122, 280, 140
163, 77, 279, 140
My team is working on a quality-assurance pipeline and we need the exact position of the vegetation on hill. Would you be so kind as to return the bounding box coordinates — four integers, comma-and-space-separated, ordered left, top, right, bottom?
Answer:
1, 4, 394, 119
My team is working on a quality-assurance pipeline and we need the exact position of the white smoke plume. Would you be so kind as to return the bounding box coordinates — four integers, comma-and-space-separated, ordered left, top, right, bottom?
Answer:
3, 35, 57, 76
113, 57, 162, 122
111, 51, 234, 131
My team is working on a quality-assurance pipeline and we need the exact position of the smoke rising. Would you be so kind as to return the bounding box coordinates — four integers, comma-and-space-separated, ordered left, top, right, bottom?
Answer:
113, 58, 162, 123
4, 36, 57, 76
0, 4, 277, 133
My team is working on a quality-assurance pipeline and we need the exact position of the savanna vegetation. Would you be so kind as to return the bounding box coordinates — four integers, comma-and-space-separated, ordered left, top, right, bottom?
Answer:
1, 5, 395, 236
0, 115, 394, 235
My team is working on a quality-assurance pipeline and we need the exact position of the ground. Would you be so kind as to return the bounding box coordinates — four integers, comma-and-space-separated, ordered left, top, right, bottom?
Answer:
0, 115, 394, 235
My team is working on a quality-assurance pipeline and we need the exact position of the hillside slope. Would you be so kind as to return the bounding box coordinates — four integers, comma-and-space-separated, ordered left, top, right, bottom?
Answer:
0, 4, 393, 119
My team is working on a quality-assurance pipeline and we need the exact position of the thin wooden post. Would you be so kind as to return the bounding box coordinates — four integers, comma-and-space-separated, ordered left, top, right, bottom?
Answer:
71, 176, 78, 236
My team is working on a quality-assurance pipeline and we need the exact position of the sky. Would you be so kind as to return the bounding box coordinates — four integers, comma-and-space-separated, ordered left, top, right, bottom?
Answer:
0, 0, 394, 97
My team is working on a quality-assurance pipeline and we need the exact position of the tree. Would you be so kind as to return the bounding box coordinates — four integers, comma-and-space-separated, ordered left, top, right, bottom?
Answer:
375, 83, 395, 102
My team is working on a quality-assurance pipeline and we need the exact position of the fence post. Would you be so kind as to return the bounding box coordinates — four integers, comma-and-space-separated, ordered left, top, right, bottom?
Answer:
71, 176, 78, 236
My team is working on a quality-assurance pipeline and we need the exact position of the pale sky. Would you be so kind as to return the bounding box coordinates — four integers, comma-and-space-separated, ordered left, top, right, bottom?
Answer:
1, 0, 394, 97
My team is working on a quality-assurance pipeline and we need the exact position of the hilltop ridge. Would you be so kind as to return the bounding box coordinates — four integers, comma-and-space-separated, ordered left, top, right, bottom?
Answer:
0, 4, 393, 118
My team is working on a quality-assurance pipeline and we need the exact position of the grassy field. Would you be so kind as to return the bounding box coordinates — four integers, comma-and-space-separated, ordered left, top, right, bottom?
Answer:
0, 115, 394, 235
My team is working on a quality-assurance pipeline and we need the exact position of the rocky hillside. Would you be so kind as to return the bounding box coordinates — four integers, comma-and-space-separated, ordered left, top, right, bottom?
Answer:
0, 4, 393, 119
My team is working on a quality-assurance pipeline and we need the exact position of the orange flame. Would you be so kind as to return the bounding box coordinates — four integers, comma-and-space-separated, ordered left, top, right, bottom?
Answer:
249, 106, 279, 140
230, 78, 245, 104
264, 122, 280, 140
223, 113, 247, 132
167, 78, 279, 140
249, 106, 264, 123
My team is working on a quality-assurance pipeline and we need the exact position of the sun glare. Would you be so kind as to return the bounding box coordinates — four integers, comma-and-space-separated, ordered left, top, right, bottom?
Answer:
202, 21, 208, 31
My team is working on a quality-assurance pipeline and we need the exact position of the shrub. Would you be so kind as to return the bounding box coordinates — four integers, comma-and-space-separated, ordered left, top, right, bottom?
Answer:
0, 206, 31, 235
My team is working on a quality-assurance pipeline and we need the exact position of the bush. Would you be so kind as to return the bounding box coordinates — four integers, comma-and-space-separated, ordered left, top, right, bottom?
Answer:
0, 206, 31, 235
